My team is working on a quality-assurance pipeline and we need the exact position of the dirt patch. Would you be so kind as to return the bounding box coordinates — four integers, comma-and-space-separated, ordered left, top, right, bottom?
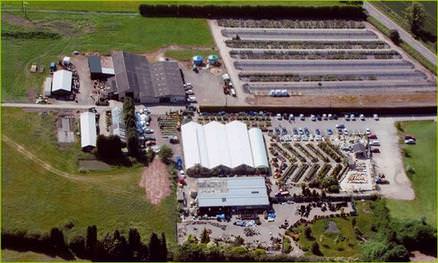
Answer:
139, 159, 171, 205
410, 251, 437, 262
2, 13, 36, 29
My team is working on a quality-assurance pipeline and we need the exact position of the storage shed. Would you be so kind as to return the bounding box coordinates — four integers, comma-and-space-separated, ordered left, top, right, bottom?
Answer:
51, 70, 72, 95
80, 111, 97, 151
192, 55, 203, 66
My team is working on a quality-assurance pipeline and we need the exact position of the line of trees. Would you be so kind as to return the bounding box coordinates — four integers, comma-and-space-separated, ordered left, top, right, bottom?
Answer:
405, 2, 436, 43
123, 97, 139, 158
139, 4, 366, 19
2, 226, 168, 261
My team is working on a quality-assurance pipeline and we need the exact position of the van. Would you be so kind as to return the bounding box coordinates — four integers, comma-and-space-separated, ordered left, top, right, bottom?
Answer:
370, 140, 380, 146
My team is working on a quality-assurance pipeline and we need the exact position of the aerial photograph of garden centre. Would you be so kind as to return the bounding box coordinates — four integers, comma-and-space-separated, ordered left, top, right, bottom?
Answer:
1, 0, 437, 261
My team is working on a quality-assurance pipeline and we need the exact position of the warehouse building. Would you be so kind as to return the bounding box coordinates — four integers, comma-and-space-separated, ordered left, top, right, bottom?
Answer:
108, 51, 185, 104
181, 121, 269, 176
197, 176, 270, 215
80, 111, 97, 151
51, 70, 72, 96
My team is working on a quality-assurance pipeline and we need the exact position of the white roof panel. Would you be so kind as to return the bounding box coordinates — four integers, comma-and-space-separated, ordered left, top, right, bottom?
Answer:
80, 111, 97, 148
203, 121, 231, 169
225, 121, 253, 168
52, 70, 72, 93
249, 128, 269, 168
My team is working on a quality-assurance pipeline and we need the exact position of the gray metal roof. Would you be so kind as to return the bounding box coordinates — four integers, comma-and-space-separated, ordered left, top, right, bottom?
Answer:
88, 56, 102, 73
197, 176, 269, 208
111, 51, 184, 102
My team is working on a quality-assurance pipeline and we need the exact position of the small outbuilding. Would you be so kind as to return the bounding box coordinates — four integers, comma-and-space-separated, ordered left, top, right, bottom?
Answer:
88, 55, 115, 79
80, 111, 97, 151
51, 70, 72, 95
207, 54, 219, 65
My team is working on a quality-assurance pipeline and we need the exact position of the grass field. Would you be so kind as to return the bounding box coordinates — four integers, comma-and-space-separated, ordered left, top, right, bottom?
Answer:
1, 249, 67, 262
386, 121, 436, 226
294, 201, 376, 258
164, 48, 213, 61
367, 16, 436, 74
2, 1, 354, 12
1, 108, 178, 250
371, 1, 437, 53
1, 10, 213, 101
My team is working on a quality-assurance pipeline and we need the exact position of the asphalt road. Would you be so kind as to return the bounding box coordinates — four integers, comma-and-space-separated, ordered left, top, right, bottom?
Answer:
363, 2, 437, 66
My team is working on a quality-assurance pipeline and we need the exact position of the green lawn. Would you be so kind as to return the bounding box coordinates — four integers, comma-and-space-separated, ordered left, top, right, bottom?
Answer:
1, 108, 178, 251
1, 249, 68, 262
293, 201, 377, 258
367, 16, 436, 74
2, 1, 354, 12
371, 1, 437, 53
2, 10, 213, 101
164, 48, 214, 61
386, 121, 437, 226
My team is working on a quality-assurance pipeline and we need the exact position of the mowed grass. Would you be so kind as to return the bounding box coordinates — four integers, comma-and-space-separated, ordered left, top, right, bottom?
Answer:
2, 1, 353, 12
1, 108, 177, 248
386, 121, 436, 226
371, 1, 437, 52
164, 48, 214, 61
294, 201, 376, 258
1, 249, 67, 262
1, 11, 213, 101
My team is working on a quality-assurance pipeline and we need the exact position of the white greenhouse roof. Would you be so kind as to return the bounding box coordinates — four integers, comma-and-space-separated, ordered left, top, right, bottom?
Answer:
80, 111, 97, 148
197, 176, 269, 208
52, 70, 72, 93
181, 121, 268, 170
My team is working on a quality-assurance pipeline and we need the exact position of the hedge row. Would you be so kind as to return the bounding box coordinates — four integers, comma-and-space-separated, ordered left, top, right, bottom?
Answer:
139, 4, 366, 19
2, 31, 61, 39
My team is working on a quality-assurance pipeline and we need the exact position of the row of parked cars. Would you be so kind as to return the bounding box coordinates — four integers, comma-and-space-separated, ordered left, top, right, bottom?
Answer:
276, 113, 379, 121
184, 83, 197, 103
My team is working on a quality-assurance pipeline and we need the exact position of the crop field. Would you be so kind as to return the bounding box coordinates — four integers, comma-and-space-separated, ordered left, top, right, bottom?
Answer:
213, 18, 436, 96
1, 108, 177, 247
1, 11, 213, 101
1, 1, 355, 12
371, 1, 437, 52
386, 121, 436, 226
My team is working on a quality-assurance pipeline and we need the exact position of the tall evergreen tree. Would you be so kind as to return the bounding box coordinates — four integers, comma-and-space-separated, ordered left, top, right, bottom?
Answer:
160, 233, 168, 261
149, 233, 162, 261
86, 225, 98, 259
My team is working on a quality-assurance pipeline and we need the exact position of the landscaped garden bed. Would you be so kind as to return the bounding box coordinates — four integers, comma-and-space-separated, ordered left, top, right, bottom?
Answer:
230, 50, 400, 60
218, 19, 365, 29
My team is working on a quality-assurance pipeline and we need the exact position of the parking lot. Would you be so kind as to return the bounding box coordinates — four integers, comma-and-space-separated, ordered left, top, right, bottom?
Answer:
269, 114, 416, 200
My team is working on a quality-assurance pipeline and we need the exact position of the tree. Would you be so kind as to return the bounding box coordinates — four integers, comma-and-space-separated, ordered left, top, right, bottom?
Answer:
148, 233, 163, 261
304, 226, 313, 239
86, 225, 98, 259
389, 30, 401, 45
160, 233, 168, 261
406, 2, 426, 36
96, 135, 123, 160
311, 241, 322, 256
158, 144, 173, 164
69, 235, 86, 258
200, 228, 210, 244
49, 228, 66, 251
127, 128, 139, 157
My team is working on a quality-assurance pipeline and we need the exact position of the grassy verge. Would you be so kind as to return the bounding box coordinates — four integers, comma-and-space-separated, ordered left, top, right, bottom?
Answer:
1, 249, 67, 262
292, 201, 377, 258
370, 1, 436, 53
2, 1, 354, 12
164, 48, 214, 61
386, 121, 437, 226
367, 16, 436, 74
1, 10, 213, 101
1, 108, 178, 248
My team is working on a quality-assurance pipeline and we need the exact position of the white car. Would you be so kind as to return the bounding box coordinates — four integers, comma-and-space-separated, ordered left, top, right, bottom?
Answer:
187, 95, 197, 102
310, 114, 316, 121
350, 114, 355, 121
144, 128, 154, 134
366, 128, 371, 135
322, 114, 327, 120
309, 135, 314, 141
360, 114, 365, 121
370, 140, 380, 146
344, 114, 350, 121
185, 89, 194, 95
288, 114, 294, 121
343, 129, 349, 135
276, 113, 282, 120
299, 114, 305, 121
373, 114, 379, 120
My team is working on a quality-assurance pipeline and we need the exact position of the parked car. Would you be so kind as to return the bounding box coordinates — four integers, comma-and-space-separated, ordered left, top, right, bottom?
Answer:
304, 128, 310, 136
336, 124, 345, 129
298, 128, 304, 135
230, 88, 236, 97
366, 128, 371, 135
315, 129, 321, 135
276, 113, 282, 120
360, 114, 365, 121
368, 134, 378, 139
327, 128, 333, 135
292, 128, 298, 135
185, 89, 194, 95
344, 114, 350, 121
281, 128, 287, 135
350, 114, 355, 121
187, 96, 197, 102
328, 114, 333, 120
371, 148, 380, 153
322, 114, 327, 120
405, 139, 416, 144
144, 128, 154, 134
370, 140, 380, 146
288, 114, 294, 121
299, 114, 305, 121
310, 114, 316, 121
373, 114, 379, 120
343, 128, 349, 135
